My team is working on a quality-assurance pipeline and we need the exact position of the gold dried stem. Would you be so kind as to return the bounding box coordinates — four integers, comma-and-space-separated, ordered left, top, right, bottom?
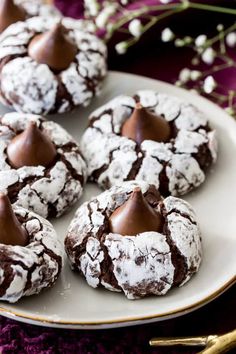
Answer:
149, 335, 218, 348
198, 329, 236, 354
150, 329, 236, 354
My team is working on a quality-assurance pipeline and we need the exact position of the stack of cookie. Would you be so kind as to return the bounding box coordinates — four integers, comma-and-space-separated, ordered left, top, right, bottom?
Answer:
0, 0, 217, 302
0, 0, 107, 303
66, 91, 217, 299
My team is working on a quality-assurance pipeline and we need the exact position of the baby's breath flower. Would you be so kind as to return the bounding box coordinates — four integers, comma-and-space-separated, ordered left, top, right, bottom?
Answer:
190, 70, 201, 81
226, 32, 236, 47
95, 4, 118, 28
128, 19, 143, 38
175, 38, 185, 47
179, 68, 191, 83
183, 36, 192, 44
84, 0, 99, 17
203, 76, 216, 93
115, 41, 128, 54
201, 47, 215, 65
161, 28, 174, 42
195, 34, 207, 47
217, 24, 224, 31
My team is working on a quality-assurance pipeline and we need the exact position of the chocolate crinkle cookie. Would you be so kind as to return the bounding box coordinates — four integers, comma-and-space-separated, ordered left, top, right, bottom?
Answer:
0, 15, 107, 114
81, 91, 217, 196
65, 181, 202, 300
0, 0, 61, 35
0, 194, 63, 303
0, 112, 87, 218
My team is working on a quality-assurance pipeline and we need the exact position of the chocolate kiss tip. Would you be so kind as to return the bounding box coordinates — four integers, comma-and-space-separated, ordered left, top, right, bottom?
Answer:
0, 193, 28, 246
7, 121, 57, 169
109, 187, 163, 236
0, 0, 26, 33
135, 102, 143, 109
121, 103, 171, 145
28, 22, 77, 71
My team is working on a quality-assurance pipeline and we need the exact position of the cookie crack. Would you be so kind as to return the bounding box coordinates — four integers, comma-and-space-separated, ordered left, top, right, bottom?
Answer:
161, 204, 188, 286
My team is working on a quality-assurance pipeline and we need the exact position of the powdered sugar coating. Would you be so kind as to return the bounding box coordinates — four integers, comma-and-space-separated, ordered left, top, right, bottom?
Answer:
0, 205, 63, 303
65, 181, 202, 299
81, 91, 217, 196
0, 16, 107, 114
15, 0, 61, 18
0, 113, 87, 218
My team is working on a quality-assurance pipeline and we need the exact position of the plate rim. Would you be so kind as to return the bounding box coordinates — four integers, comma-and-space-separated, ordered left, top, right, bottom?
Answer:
1, 70, 236, 329
0, 276, 235, 328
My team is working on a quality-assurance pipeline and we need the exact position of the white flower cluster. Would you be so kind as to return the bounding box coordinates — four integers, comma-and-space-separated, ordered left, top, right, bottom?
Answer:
95, 3, 118, 28
178, 68, 201, 84
84, 0, 100, 17
178, 69, 216, 94
195, 34, 216, 65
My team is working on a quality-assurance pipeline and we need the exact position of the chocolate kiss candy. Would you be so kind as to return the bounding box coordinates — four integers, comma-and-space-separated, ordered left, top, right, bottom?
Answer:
121, 103, 171, 145
0, 0, 26, 33
7, 121, 57, 168
28, 22, 77, 71
109, 187, 163, 236
0, 193, 28, 246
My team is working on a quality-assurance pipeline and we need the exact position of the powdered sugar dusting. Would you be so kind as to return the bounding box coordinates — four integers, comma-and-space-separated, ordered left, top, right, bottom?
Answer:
0, 113, 87, 218
0, 205, 63, 303
81, 91, 217, 195
0, 16, 107, 114
65, 181, 202, 299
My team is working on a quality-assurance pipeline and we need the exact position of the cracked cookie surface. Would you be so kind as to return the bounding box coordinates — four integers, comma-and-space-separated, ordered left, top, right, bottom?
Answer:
15, 0, 61, 18
0, 16, 107, 114
0, 112, 87, 218
0, 205, 63, 303
65, 181, 202, 299
81, 91, 217, 196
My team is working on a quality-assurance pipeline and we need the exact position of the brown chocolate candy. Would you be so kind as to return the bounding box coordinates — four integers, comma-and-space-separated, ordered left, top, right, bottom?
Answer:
121, 103, 171, 145
7, 121, 57, 168
0, 0, 26, 33
0, 193, 28, 246
28, 22, 77, 71
109, 187, 163, 236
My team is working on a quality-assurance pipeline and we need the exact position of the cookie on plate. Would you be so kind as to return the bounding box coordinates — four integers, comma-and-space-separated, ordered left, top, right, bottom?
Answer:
0, 112, 87, 218
0, 193, 63, 303
81, 91, 217, 196
65, 181, 202, 299
0, 16, 107, 114
0, 0, 61, 33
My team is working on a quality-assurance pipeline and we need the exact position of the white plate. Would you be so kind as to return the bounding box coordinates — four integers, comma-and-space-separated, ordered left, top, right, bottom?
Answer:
0, 71, 236, 329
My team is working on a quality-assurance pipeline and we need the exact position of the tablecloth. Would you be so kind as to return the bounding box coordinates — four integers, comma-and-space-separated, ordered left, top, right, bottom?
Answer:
1, 1, 236, 353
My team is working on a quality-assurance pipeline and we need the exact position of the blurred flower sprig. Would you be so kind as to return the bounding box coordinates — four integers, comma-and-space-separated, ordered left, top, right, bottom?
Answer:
82, 0, 236, 116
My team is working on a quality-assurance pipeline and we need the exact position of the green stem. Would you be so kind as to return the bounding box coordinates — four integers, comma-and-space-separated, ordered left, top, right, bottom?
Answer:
105, 2, 186, 40
206, 22, 236, 48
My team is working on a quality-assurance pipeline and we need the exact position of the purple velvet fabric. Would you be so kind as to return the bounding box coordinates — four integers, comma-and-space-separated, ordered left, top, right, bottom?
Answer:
1, 1, 236, 353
